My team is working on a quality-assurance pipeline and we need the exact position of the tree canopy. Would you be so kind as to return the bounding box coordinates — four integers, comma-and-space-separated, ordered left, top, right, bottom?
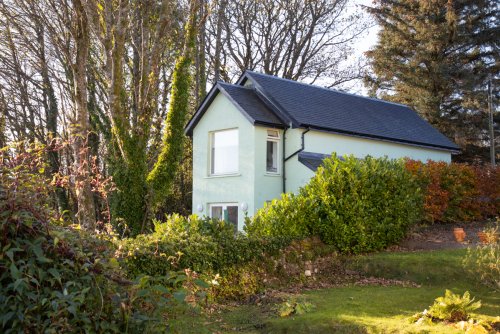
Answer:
365, 0, 499, 163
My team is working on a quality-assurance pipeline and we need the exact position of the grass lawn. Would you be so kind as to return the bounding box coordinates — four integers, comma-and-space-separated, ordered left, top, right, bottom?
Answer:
202, 249, 499, 334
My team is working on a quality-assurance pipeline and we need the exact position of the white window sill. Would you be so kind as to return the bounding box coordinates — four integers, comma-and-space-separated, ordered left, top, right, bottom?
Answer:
264, 173, 281, 177
205, 173, 241, 179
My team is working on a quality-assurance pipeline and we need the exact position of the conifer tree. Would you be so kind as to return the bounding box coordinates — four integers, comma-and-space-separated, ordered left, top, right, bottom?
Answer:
365, 0, 499, 162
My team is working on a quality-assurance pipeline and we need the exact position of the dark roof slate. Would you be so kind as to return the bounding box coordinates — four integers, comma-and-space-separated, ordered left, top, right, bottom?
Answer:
186, 70, 459, 152
218, 83, 283, 127
298, 152, 331, 171
243, 71, 459, 151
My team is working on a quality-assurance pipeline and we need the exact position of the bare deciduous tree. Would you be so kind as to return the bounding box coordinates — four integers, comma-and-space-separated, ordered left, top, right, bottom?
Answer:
206, 0, 369, 87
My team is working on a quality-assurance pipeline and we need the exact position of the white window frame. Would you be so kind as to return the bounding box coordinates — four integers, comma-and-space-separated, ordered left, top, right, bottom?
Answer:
266, 129, 280, 174
208, 203, 239, 229
209, 128, 239, 176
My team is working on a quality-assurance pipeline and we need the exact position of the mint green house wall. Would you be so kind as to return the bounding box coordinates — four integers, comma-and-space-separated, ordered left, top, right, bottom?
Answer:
253, 126, 284, 213
192, 93, 256, 230
193, 92, 286, 230
192, 91, 452, 231
283, 129, 451, 194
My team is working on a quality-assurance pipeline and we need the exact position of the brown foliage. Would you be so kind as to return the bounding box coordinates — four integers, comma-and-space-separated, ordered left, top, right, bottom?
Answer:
405, 160, 499, 223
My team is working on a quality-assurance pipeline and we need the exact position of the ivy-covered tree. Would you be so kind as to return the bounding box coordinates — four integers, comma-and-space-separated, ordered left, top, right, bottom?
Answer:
365, 0, 499, 162
147, 4, 197, 212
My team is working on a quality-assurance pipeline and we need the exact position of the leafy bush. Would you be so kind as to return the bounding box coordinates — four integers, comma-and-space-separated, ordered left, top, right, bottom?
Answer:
411, 290, 481, 323
244, 193, 313, 239
0, 143, 193, 333
247, 154, 422, 254
210, 264, 265, 301
276, 297, 315, 317
405, 160, 500, 223
463, 229, 499, 289
119, 214, 290, 278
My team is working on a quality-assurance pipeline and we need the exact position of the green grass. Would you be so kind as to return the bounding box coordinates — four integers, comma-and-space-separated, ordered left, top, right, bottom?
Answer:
203, 249, 499, 334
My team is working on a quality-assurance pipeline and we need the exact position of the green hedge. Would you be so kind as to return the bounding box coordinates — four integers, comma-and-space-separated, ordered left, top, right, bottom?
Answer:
246, 154, 422, 254
119, 214, 290, 278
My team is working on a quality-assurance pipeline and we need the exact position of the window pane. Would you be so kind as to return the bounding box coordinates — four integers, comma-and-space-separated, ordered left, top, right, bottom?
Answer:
211, 206, 223, 220
266, 140, 278, 173
226, 206, 238, 230
212, 129, 238, 174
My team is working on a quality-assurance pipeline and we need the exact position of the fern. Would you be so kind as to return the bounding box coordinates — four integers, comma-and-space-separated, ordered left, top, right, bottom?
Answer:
427, 290, 481, 322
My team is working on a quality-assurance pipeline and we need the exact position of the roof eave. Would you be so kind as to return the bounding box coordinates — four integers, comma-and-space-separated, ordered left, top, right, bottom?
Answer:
185, 83, 222, 137
254, 121, 286, 128
184, 81, 285, 136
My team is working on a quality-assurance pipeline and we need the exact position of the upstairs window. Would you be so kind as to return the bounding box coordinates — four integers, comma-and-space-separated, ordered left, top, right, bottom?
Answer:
266, 130, 279, 173
210, 129, 239, 175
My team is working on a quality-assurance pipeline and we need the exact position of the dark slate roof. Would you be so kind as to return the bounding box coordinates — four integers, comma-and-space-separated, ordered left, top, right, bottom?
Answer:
298, 152, 331, 171
240, 71, 459, 152
185, 82, 284, 136
186, 70, 459, 152
218, 83, 283, 127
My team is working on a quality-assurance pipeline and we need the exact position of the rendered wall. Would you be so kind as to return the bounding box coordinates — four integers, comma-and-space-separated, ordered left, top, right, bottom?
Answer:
284, 129, 452, 193
191, 92, 256, 230
253, 126, 284, 214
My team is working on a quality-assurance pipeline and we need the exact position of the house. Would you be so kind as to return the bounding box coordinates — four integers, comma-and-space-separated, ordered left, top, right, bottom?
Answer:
185, 71, 459, 230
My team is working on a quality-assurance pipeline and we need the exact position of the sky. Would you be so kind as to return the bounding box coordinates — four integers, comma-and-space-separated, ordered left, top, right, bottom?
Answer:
311, 0, 380, 94
350, 0, 380, 93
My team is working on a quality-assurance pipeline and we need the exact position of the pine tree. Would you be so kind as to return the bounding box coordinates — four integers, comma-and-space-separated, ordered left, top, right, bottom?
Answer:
365, 0, 499, 162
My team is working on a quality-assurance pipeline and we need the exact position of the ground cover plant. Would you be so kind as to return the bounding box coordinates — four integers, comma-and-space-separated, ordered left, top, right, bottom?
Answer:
410, 290, 485, 329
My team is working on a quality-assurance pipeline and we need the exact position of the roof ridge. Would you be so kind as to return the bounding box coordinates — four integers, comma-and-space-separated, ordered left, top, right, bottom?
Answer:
244, 70, 411, 109
217, 81, 252, 89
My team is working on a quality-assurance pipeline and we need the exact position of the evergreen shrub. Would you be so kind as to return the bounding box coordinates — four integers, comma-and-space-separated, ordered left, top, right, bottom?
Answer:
0, 143, 194, 333
119, 214, 290, 278
246, 154, 422, 253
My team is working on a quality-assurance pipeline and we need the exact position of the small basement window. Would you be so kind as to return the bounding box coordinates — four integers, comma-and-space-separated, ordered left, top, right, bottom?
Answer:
266, 130, 279, 173
209, 203, 238, 230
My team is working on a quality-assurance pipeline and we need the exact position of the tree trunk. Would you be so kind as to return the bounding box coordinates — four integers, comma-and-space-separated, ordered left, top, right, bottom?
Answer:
0, 89, 6, 148
195, 0, 207, 105
73, 0, 96, 230
213, 0, 227, 83
36, 21, 70, 216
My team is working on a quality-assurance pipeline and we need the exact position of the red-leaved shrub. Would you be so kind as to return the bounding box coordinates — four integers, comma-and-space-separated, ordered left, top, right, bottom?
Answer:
405, 160, 499, 223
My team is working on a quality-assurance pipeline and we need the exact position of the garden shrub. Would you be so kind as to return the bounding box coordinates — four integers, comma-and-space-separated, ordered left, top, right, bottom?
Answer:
463, 224, 499, 289
246, 154, 422, 254
0, 143, 193, 333
244, 193, 313, 239
405, 160, 500, 223
210, 263, 265, 301
118, 214, 291, 278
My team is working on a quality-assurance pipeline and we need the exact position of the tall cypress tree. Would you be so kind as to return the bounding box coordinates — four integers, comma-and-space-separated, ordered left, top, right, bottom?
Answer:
365, 0, 499, 162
